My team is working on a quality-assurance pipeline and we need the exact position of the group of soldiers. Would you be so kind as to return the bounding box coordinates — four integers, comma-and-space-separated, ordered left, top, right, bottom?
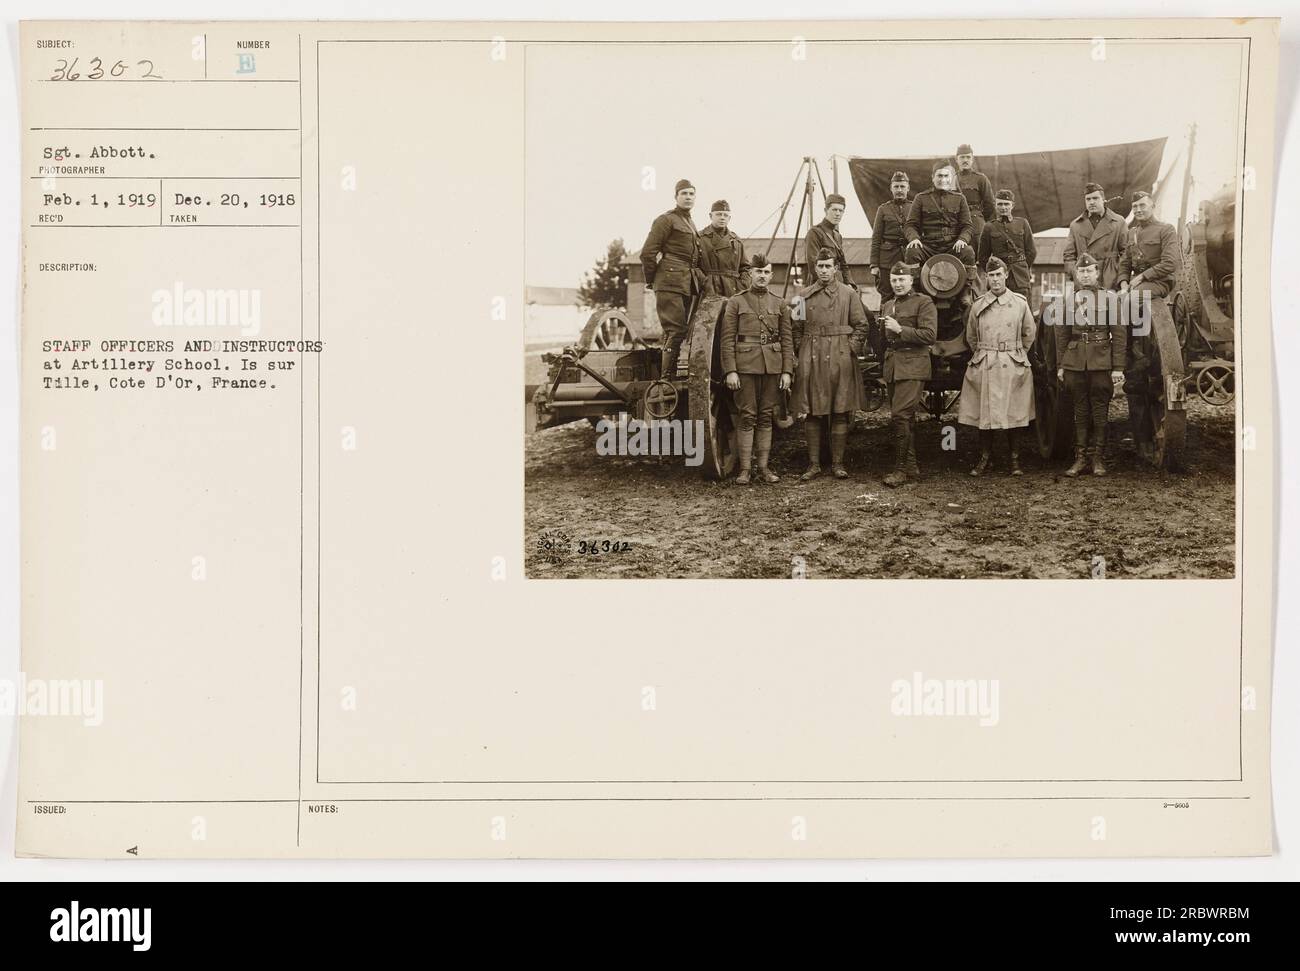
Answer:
639, 147, 1181, 484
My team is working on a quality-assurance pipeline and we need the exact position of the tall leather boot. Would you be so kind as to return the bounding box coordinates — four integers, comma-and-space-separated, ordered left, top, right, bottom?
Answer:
1092, 416, 1109, 476
1007, 427, 1022, 476
755, 427, 779, 483
722, 427, 738, 478
1064, 448, 1087, 477
660, 340, 681, 380
970, 429, 991, 477
904, 421, 919, 478
734, 426, 754, 485
883, 419, 909, 487
1091, 439, 1108, 477
829, 418, 849, 479
800, 417, 822, 481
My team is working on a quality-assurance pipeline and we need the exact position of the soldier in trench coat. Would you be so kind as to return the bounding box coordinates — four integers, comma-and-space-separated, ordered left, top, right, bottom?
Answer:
1062, 181, 1128, 290
959, 256, 1037, 476
698, 199, 750, 298
791, 247, 872, 481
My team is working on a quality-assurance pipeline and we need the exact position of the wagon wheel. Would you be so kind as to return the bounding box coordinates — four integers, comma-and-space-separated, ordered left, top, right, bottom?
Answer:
1170, 290, 1191, 355
578, 308, 645, 351
1029, 300, 1073, 460
1170, 287, 1208, 358
1195, 362, 1234, 406
685, 295, 733, 479
1134, 294, 1187, 471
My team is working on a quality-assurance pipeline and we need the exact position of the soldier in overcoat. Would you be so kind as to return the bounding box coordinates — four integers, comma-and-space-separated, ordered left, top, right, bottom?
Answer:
791, 248, 872, 481
698, 199, 750, 298
959, 257, 1037, 476
1056, 254, 1127, 477
1062, 181, 1127, 290
720, 252, 795, 484
640, 178, 704, 379
879, 262, 938, 487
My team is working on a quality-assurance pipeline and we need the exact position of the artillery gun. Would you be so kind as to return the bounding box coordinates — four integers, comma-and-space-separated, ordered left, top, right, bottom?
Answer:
1172, 181, 1236, 407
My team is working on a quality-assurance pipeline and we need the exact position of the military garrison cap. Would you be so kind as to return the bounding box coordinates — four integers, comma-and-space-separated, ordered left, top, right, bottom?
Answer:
1131, 189, 1152, 202
826, 193, 846, 207
890, 261, 913, 275
890, 170, 910, 183
1084, 181, 1104, 195
815, 247, 837, 263
710, 199, 730, 212
748, 251, 772, 269
932, 157, 956, 174
985, 256, 1008, 273
996, 189, 1014, 202
956, 144, 974, 155
674, 179, 695, 194
1076, 253, 1099, 268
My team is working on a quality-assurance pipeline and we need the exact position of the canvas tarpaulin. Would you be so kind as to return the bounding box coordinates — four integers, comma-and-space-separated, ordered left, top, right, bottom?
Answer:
847, 138, 1167, 232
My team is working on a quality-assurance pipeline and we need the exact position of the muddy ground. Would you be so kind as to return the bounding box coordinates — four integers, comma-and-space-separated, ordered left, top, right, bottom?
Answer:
524, 398, 1235, 579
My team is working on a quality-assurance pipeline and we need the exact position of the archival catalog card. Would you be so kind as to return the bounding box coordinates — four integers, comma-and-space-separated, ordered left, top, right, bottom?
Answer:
17, 18, 1278, 858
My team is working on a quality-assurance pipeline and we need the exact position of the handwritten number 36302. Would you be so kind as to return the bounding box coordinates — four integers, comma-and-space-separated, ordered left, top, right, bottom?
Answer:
49, 58, 163, 81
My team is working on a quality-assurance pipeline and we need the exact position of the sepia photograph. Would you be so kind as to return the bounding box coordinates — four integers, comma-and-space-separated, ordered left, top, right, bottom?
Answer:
524, 36, 1243, 579
5, 12, 1284, 883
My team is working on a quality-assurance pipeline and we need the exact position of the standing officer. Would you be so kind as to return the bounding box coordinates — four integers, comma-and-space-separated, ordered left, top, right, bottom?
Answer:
958, 257, 1037, 476
805, 193, 850, 286
1062, 181, 1127, 289
698, 200, 750, 298
870, 171, 912, 301
791, 248, 872, 481
641, 178, 703, 378
879, 262, 938, 487
721, 252, 794, 484
955, 144, 996, 245
1118, 189, 1180, 462
904, 159, 977, 269
1056, 254, 1126, 477
978, 189, 1037, 299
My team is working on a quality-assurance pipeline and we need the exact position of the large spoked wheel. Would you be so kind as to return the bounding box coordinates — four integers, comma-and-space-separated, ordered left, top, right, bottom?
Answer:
1030, 301, 1073, 460
686, 296, 734, 479
1132, 294, 1188, 471
579, 308, 646, 351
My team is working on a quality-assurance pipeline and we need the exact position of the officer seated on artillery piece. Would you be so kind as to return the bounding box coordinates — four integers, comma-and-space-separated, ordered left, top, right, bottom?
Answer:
1118, 189, 1181, 463
903, 158, 978, 300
